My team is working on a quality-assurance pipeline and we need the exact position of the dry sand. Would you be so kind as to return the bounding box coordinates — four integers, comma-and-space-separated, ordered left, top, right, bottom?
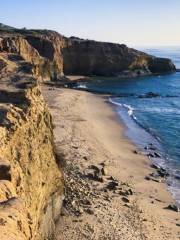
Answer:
42, 86, 180, 240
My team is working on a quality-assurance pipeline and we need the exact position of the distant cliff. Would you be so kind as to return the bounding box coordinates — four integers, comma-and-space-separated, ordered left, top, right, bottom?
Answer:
0, 24, 176, 80
63, 38, 176, 76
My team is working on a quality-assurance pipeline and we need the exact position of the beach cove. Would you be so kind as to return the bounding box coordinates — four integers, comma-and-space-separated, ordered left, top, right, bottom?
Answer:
42, 86, 180, 240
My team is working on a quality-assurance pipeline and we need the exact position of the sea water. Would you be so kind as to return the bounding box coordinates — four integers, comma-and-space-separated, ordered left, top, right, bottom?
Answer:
76, 47, 180, 203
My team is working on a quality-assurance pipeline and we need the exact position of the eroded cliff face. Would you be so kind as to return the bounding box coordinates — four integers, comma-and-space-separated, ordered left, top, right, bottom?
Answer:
0, 76, 63, 239
62, 38, 176, 76
0, 30, 66, 81
0, 25, 176, 81
0, 24, 177, 239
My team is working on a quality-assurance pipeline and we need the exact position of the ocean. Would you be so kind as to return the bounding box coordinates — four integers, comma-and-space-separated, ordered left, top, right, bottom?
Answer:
75, 47, 180, 203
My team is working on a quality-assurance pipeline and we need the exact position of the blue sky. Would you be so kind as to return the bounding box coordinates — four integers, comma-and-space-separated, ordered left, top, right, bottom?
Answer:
0, 0, 180, 46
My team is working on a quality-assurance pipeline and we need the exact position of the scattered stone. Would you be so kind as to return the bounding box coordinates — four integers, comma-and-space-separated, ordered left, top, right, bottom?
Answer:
106, 181, 118, 190
152, 178, 163, 183
107, 176, 116, 181
133, 150, 138, 154
78, 207, 84, 214
124, 203, 131, 208
72, 219, 79, 223
157, 168, 169, 178
145, 176, 151, 181
154, 152, 161, 158
119, 188, 133, 196
85, 166, 104, 182
0, 218, 6, 226
99, 162, 106, 167
145, 172, 165, 183
150, 164, 159, 170
101, 167, 108, 176
126, 189, 133, 196
148, 152, 162, 158
148, 153, 155, 158
80, 199, 91, 206
122, 197, 130, 203
175, 175, 180, 180
149, 172, 159, 178
60, 207, 69, 216
72, 145, 78, 149
104, 196, 111, 202
155, 198, 163, 203
88, 165, 100, 172
149, 147, 157, 151
85, 208, 94, 215
166, 204, 180, 212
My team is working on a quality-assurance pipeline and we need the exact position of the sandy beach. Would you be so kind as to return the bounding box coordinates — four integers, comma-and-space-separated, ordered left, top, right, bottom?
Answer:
42, 86, 180, 240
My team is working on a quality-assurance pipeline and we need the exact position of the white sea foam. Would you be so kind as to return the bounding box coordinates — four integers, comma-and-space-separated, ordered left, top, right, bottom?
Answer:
123, 104, 134, 116
140, 107, 180, 114
109, 98, 135, 117
77, 83, 87, 89
109, 97, 122, 107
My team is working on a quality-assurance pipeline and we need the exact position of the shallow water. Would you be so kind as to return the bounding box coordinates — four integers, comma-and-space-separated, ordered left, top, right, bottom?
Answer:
76, 47, 180, 203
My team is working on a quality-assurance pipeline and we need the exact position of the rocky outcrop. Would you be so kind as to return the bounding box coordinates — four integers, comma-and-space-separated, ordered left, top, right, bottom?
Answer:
0, 29, 66, 81
0, 74, 63, 239
62, 38, 176, 76
0, 23, 177, 240
0, 24, 176, 80
24, 32, 65, 80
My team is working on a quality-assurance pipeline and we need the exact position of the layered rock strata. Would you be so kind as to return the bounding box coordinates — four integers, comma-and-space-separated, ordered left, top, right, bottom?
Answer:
0, 25, 176, 80
0, 68, 63, 239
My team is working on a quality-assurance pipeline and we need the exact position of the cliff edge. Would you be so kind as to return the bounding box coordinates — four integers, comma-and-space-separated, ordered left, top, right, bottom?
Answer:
0, 51, 63, 239
0, 24, 176, 80
0, 23, 177, 240
63, 38, 176, 76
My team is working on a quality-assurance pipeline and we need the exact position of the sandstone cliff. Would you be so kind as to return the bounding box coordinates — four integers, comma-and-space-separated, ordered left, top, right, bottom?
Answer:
62, 38, 175, 76
0, 23, 177, 240
0, 28, 66, 81
0, 24, 176, 80
0, 66, 63, 239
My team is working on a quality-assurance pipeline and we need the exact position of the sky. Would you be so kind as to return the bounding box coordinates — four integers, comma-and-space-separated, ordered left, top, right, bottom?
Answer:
0, 0, 180, 47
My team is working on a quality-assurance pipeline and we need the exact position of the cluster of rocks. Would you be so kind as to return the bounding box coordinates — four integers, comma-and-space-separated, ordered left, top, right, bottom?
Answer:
166, 204, 180, 212
62, 164, 94, 217
137, 143, 169, 182
133, 144, 180, 213
84, 163, 107, 183
62, 161, 135, 218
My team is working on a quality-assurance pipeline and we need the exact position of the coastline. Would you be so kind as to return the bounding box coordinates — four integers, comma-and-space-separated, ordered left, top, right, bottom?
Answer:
43, 86, 180, 239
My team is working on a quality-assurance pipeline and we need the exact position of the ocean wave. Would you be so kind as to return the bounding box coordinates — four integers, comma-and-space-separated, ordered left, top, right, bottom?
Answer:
123, 104, 134, 116
139, 107, 180, 114
109, 97, 122, 106
110, 97, 180, 115
110, 96, 180, 204
109, 98, 136, 117
77, 83, 87, 89
109, 97, 162, 140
